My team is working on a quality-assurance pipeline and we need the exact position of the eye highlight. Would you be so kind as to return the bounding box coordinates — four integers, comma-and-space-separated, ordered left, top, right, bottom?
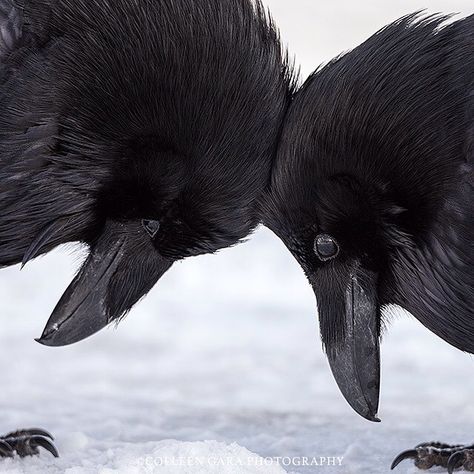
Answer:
314, 234, 339, 261
142, 219, 161, 238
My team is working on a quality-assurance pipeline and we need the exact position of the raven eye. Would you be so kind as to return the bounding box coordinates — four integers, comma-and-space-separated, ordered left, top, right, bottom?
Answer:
142, 219, 160, 238
314, 234, 339, 261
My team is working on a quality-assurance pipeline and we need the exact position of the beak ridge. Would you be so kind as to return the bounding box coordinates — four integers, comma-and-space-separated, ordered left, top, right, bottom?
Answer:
36, 221, 173, 347
320, 269, 381, 421
36, 238, 125, 347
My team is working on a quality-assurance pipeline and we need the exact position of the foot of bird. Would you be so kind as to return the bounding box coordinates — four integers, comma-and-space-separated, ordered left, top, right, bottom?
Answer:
391, 442, 474, 473
0, 429, 58, 458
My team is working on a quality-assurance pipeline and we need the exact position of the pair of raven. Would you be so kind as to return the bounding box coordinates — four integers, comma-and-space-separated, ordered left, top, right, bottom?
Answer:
0, 0, 471, 471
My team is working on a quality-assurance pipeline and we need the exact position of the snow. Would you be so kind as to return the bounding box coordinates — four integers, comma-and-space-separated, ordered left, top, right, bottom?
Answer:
1, 1, 473, 473
2, 228, 474, 474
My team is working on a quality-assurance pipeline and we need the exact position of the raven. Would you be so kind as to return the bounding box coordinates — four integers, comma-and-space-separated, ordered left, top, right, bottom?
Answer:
263, 13, 473, 472
0, 0, 293, 457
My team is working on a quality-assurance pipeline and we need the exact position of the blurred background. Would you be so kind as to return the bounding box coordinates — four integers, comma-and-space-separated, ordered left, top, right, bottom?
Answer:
0, 1, 473, 473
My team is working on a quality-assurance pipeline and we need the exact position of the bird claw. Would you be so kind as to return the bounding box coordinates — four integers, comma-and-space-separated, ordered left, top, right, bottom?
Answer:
391, 449, 418, 469
0, 440, 14, 458
391, 442, 474, 472
0, 428, 59, 458
447, 450, 467, 474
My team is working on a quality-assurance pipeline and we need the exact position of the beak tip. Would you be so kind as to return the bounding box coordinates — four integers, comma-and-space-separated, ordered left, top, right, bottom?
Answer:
353, 403, 381, 422
39, 305, 112, 348
35, 334, 62, 347
35, 323, 82, 347
366, 413, 381, 423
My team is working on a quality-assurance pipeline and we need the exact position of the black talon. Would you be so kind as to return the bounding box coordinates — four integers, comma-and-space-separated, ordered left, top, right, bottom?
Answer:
391, 449, 418, 470
30, 436, 59, 458
0, 440, 13, 458
0, 428, 59, 458
25, 429, 55, 441
3, 428, 54, 441
392, 443, 474, 471
447, 451, 466, 474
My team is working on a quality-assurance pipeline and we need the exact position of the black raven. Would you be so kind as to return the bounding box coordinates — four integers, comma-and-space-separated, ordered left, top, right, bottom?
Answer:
263, 13, 473, 472
0, 0, 293, 457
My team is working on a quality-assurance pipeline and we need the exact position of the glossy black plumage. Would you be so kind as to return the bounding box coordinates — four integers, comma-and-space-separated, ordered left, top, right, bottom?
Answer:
0, 0, 294, 344
264, 13, 473, 419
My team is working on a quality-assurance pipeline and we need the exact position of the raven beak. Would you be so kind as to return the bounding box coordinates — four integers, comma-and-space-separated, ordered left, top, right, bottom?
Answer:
314, 267, 381, 422
36, 221, 172, 347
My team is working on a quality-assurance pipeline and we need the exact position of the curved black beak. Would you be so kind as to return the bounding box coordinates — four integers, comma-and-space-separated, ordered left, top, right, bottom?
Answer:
313, 266, 381, 422
36, 221, 172, 347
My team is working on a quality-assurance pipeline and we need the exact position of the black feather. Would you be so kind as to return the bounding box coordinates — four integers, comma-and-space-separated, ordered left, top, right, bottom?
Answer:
264, 13, 474, 352
0, 0, 295, 324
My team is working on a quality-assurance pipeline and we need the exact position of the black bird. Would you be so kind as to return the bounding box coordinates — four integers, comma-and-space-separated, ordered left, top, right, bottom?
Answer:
0, 0, 293, 457
263, 13, 473, 472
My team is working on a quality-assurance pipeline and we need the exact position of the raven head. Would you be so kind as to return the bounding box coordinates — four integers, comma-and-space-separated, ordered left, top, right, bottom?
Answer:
0, 0, 294, 346
264, 13, 473, 421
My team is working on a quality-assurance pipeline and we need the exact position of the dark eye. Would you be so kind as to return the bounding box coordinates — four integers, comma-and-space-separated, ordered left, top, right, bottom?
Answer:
314, 234, 339, 261
142, 219, 161, 238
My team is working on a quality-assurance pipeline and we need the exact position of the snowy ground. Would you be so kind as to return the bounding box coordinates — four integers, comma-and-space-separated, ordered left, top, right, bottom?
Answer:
1, 1, 474, 474
2, 228, 474, 474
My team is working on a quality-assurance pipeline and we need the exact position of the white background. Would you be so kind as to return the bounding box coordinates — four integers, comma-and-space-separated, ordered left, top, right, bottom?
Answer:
0, 1, 473, 473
